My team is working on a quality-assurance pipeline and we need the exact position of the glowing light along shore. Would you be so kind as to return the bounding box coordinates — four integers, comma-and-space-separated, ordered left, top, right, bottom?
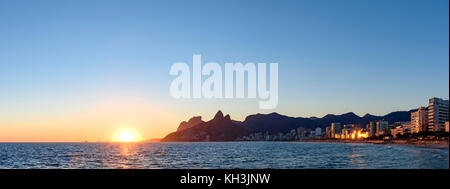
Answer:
335, 129, 369, 140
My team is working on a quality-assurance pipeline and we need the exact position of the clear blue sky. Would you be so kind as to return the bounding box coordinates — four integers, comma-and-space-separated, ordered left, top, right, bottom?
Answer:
0, 0, 448, 126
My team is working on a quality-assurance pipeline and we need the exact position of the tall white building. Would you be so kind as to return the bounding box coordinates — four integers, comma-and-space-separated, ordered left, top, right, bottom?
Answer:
427, 97, 449, 131
411, 107, 428, 133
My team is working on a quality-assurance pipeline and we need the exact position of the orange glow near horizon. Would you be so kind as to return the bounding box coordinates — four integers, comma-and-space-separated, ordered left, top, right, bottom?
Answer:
0, 94, 256, 142
112, 128, 142, 142
0, 95, 180, 142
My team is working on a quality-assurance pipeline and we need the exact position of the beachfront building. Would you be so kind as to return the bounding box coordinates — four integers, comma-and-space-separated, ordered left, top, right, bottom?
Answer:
352, 123, 363, 130
315, 127, 322, 136
331, 123, 341, 139
290, 129, 297, 139
427, 97, 449, 131
391, 126, 405, 138
402, 122, 417, 134
341, 128, 351, 139
297, 127, 306, 139
376, 120, 388, 136
343, 124, 355, 130
369, 121, 377, 137
411, 107, 428, 132
445, 121, 449, 133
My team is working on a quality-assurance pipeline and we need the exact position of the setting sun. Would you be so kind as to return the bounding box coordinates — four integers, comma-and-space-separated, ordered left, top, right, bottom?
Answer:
112, 128, 142, 142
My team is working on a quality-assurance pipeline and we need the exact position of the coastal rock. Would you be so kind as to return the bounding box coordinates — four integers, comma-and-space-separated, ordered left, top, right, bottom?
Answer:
177, 116, 204, 131
162, 111, 249, 142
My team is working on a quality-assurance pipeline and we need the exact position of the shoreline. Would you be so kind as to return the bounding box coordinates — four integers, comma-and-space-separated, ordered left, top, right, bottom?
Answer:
296, 139, 449, 149
1, 140, 448, 149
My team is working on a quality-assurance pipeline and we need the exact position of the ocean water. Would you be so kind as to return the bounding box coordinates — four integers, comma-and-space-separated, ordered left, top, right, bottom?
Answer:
0, 142, 448, 169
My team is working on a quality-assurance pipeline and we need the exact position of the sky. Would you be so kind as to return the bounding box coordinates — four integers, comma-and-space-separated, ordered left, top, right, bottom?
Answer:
0, 0, 448, 142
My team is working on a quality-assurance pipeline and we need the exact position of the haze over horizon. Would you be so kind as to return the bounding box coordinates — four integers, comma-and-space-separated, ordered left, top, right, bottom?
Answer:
0, 0, 448, 142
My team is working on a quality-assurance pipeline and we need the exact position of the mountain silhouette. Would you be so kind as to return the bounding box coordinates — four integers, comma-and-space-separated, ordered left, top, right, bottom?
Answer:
242, 112, 314, 134
162, 109, 416, 141
242, 109, 416, 134
177, 116, 204, 131
162, 111, 249, 141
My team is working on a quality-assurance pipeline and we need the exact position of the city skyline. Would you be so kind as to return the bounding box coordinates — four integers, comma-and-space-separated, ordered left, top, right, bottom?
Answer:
163, 96, 448, 141
0, 0, 449, 142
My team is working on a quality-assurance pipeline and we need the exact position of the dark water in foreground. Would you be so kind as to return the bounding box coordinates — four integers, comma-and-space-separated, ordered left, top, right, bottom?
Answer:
0, 142, 448, 169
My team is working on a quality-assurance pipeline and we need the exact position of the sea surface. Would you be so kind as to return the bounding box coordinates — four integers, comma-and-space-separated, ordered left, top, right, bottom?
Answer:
0, 142, 448, 169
